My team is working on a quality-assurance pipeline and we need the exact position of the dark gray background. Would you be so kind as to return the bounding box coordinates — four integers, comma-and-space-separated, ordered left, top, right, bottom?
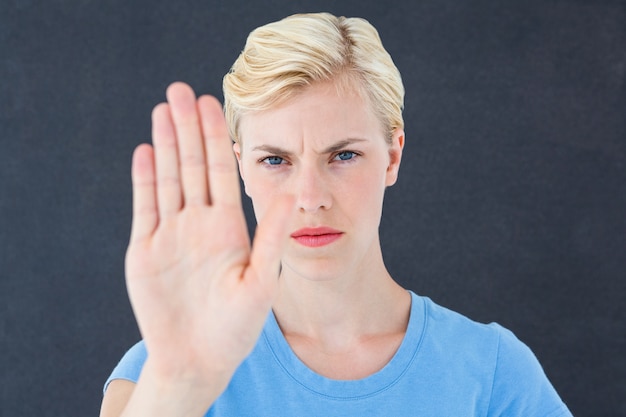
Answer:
2, 1, 624, 416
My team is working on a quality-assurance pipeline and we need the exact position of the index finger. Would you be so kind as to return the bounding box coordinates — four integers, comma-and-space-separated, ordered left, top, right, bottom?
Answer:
197, 95, 241, 207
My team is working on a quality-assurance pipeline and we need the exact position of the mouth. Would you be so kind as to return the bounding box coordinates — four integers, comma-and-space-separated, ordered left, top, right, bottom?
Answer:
290, 227, 343, 247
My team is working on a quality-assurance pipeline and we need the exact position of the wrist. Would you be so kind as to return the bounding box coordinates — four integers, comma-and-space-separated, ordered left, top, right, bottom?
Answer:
120, 358, 232, 417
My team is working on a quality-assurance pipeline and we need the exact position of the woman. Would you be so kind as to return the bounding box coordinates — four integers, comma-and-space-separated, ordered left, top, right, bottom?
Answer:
100, 13, 572, 416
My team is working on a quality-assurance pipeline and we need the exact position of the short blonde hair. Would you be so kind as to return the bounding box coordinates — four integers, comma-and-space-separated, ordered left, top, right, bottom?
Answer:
223, 12, 404, 143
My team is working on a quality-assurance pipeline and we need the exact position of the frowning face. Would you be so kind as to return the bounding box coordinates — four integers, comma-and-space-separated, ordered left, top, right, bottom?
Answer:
235, 80, 404, 282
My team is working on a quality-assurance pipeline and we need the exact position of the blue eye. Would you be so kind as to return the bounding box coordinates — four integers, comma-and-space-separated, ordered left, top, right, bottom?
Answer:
334, 151, 356, 161
262, 156, 285, 165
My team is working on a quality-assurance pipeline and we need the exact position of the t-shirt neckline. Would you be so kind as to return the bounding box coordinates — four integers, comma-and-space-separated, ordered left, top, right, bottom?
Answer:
262, 291, 427, 399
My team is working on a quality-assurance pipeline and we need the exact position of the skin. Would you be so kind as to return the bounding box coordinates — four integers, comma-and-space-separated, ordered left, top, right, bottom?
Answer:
236, 80, 410, 378
100, 80, 409, 416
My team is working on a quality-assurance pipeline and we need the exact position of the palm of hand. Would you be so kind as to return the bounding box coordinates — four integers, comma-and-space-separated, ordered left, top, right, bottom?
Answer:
124, 82, 293, 383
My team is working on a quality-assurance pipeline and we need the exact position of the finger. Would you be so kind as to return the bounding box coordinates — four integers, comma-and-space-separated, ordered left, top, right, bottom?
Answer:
166, 82, 209, 207
152, 102, 182, 217
198, 95, 241, 207
129, 144, 158, 243
247, 195, 296, 290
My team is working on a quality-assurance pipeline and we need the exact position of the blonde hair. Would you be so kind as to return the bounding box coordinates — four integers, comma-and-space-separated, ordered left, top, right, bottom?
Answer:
223, 12, 404, 143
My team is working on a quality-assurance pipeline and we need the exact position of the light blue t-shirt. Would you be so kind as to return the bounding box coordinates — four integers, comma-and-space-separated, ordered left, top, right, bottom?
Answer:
105, 292, 572, 416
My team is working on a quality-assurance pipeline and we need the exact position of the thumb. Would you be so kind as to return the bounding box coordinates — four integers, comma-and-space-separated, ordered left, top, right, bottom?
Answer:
247, 195, 295, 290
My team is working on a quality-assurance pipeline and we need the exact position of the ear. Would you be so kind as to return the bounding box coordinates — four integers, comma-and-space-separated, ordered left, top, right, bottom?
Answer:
385, 128, 405, 186
233, 142, 252, 197
233, 142, 252, 198
233, 142, 244, 180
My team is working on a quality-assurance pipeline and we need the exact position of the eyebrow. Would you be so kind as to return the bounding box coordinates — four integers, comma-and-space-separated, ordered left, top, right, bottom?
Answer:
251, 138, 368, 156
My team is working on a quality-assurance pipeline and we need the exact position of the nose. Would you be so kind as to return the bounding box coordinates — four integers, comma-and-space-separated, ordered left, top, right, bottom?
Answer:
293, 164, 332, 213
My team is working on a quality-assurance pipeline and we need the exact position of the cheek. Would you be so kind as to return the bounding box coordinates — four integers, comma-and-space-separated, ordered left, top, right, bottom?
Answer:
242, 171, 281, 218
337, 169, 387, 212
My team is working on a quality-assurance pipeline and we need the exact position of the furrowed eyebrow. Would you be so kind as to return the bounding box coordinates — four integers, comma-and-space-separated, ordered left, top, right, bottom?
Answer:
251, 138, 367, 156
321, 138, 367, 154
250, 145, 293, 157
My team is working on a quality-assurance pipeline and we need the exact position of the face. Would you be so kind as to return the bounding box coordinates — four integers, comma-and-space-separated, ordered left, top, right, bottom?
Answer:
234, 80, 404, 281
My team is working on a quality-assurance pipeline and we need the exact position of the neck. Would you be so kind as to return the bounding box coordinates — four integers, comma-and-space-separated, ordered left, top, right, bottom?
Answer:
272, 243, 410, 346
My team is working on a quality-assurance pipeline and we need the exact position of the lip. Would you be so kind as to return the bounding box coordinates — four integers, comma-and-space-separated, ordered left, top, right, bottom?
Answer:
290, 227, 343, 247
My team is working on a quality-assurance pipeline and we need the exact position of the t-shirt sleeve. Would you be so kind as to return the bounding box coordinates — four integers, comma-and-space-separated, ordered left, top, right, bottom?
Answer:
103, 340, 147, 395
486, 325, 572, 417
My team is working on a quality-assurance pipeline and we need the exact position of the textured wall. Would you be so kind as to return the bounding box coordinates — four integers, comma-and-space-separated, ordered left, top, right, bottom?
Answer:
2, 1, 624, 416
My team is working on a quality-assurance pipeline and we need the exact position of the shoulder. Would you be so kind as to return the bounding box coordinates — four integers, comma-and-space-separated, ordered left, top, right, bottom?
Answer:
419, 296, 547, 364
419, 296, 502, 351
417, 296, 571, 416
103, 340, 147, 394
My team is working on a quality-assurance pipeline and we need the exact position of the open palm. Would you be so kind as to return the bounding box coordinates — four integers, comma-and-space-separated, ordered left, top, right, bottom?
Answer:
124, 82, 293, 386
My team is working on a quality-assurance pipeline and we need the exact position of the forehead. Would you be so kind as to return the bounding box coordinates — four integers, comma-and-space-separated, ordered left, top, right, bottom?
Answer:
238, 81, 384, 150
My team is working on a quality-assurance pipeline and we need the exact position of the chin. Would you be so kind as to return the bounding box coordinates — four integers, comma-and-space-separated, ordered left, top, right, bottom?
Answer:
280, 257, 347, 282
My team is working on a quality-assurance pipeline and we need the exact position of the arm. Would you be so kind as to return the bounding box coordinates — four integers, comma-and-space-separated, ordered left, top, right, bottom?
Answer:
99, 380, 135, 417
100, 82, 294, 416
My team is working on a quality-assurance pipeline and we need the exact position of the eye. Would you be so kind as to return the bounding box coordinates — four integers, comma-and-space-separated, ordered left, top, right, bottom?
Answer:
333, 151, 358, 161
261, 156, 285, 166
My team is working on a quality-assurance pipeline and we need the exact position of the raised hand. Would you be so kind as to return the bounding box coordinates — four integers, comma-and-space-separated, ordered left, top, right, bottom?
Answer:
123, 82, 293, 406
